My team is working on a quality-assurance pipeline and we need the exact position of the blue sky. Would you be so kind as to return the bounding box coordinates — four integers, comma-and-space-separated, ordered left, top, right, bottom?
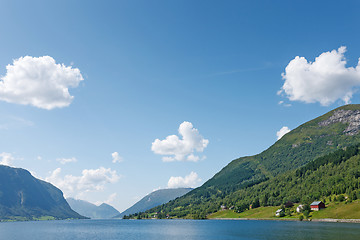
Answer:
1, 0, 360, 211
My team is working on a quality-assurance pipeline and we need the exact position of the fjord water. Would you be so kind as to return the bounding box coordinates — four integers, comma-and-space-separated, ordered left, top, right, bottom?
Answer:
1, 219, 360, 240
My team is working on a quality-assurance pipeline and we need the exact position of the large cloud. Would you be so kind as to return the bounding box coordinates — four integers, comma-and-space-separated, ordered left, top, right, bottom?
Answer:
0, 152, 15, 166
167, 171, 201, 188
151, 121, 209, 162
276, 126, 291, 140
0, 56, 83, 110
45, 167, 120, 198
279, 47, 360, 106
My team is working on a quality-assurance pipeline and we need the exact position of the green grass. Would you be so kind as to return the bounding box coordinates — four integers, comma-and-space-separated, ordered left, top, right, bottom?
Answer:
0, 215, 57, 222
33, 216, 56, 221
209, 200, 360, 220
311, 200, 360, 219
236, 206, 280, 218
208, 210, 241, 218
208, 206, 280, 219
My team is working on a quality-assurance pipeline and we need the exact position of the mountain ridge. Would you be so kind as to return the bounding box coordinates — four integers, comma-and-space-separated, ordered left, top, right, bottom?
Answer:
115, 188, 192, 218
67, 198, 120, 219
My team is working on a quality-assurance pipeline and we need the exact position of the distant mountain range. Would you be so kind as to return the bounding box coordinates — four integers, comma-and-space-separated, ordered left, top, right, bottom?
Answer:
67, 198, 120, 219
115, 188, 192, 218
0, 165, 86, 221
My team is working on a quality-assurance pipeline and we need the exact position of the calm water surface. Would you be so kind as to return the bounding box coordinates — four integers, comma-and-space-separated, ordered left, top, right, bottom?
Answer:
0, 219, 359, 240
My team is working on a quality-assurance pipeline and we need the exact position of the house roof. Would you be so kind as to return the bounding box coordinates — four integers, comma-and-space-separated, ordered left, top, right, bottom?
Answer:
310, 201, 322, 205
276, 209, 283, 213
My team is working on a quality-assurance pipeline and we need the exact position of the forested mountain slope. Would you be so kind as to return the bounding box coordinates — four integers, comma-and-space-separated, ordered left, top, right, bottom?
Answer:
131, 104, 360, 219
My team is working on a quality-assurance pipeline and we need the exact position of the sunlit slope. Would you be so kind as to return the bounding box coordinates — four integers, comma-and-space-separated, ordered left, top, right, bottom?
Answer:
142, 104, 360, 218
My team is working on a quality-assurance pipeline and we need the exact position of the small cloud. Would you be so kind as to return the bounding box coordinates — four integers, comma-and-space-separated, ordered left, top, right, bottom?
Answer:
0, 56, 83, 110
279, 46, 360, 106
151, 121, 209, 162
278, 101, 292, 107
186, 154, 200, 162
104, 193, 117, 205
276, 126, 291, 140
57, 157, 77, 165
167, 171, 201, 188
96, 193, 117, 206
0, 152, 15, 166
0, 116, 34, 130
111, 152, 123, 163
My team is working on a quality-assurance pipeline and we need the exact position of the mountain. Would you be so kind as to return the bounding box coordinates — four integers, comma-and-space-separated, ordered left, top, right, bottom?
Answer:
115, 188, 193, 218
0, 165, 86, 221
220, 143, 360, 212
130, 104, 360, 219
67, 198, 120, 219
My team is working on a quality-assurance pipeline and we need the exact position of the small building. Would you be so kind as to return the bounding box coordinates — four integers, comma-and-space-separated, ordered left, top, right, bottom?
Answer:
275, 209, 284, 217
310, 201, 325, 211
296, 204, 304, 213
221, 205, 227, 210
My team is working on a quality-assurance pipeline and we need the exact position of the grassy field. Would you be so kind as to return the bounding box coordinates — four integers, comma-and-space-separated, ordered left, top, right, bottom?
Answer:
33, 216, 56, 221
208, 206, 280, 219
208, 200, 360, 220
311, 200, 360, 219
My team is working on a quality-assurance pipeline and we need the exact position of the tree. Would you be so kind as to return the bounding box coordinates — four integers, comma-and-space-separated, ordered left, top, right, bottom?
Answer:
338, 194, 345, 202
252, 198, 260, 209
303, 210, 310, 219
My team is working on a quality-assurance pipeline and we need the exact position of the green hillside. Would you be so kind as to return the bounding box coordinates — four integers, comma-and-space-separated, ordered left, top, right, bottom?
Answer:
219, 143, 360, 212
129, 104, 360, 219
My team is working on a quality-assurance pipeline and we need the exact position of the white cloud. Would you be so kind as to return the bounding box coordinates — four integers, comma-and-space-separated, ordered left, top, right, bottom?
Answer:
0, 116, 34, 130
276, 126, 291, 140
57, 157, 77, 165
111, 152, 123, 163
95, 193, 117, 206
167, 171, 201, 188
104, 193, 117, 205
279, 46, 360, 106
151, 121, 209, 162
0, 152, 15, 166
45, 167, 120, 198
0, 56, 83, 110
278, 101, 291, 107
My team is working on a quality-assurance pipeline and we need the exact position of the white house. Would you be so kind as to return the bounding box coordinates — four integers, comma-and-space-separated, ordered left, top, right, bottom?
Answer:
275, 209, 284, 217
296, 205, 304, 213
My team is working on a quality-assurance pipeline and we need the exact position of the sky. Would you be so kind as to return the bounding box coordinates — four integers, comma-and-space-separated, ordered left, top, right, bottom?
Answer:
0, 0, 360, 212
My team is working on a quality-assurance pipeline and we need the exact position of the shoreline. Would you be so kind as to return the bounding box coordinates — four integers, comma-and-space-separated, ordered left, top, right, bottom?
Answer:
211, 217, 360, 223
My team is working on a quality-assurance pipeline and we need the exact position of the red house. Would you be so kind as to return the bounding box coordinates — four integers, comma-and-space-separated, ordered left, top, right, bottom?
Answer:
310, 201, 325, 211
